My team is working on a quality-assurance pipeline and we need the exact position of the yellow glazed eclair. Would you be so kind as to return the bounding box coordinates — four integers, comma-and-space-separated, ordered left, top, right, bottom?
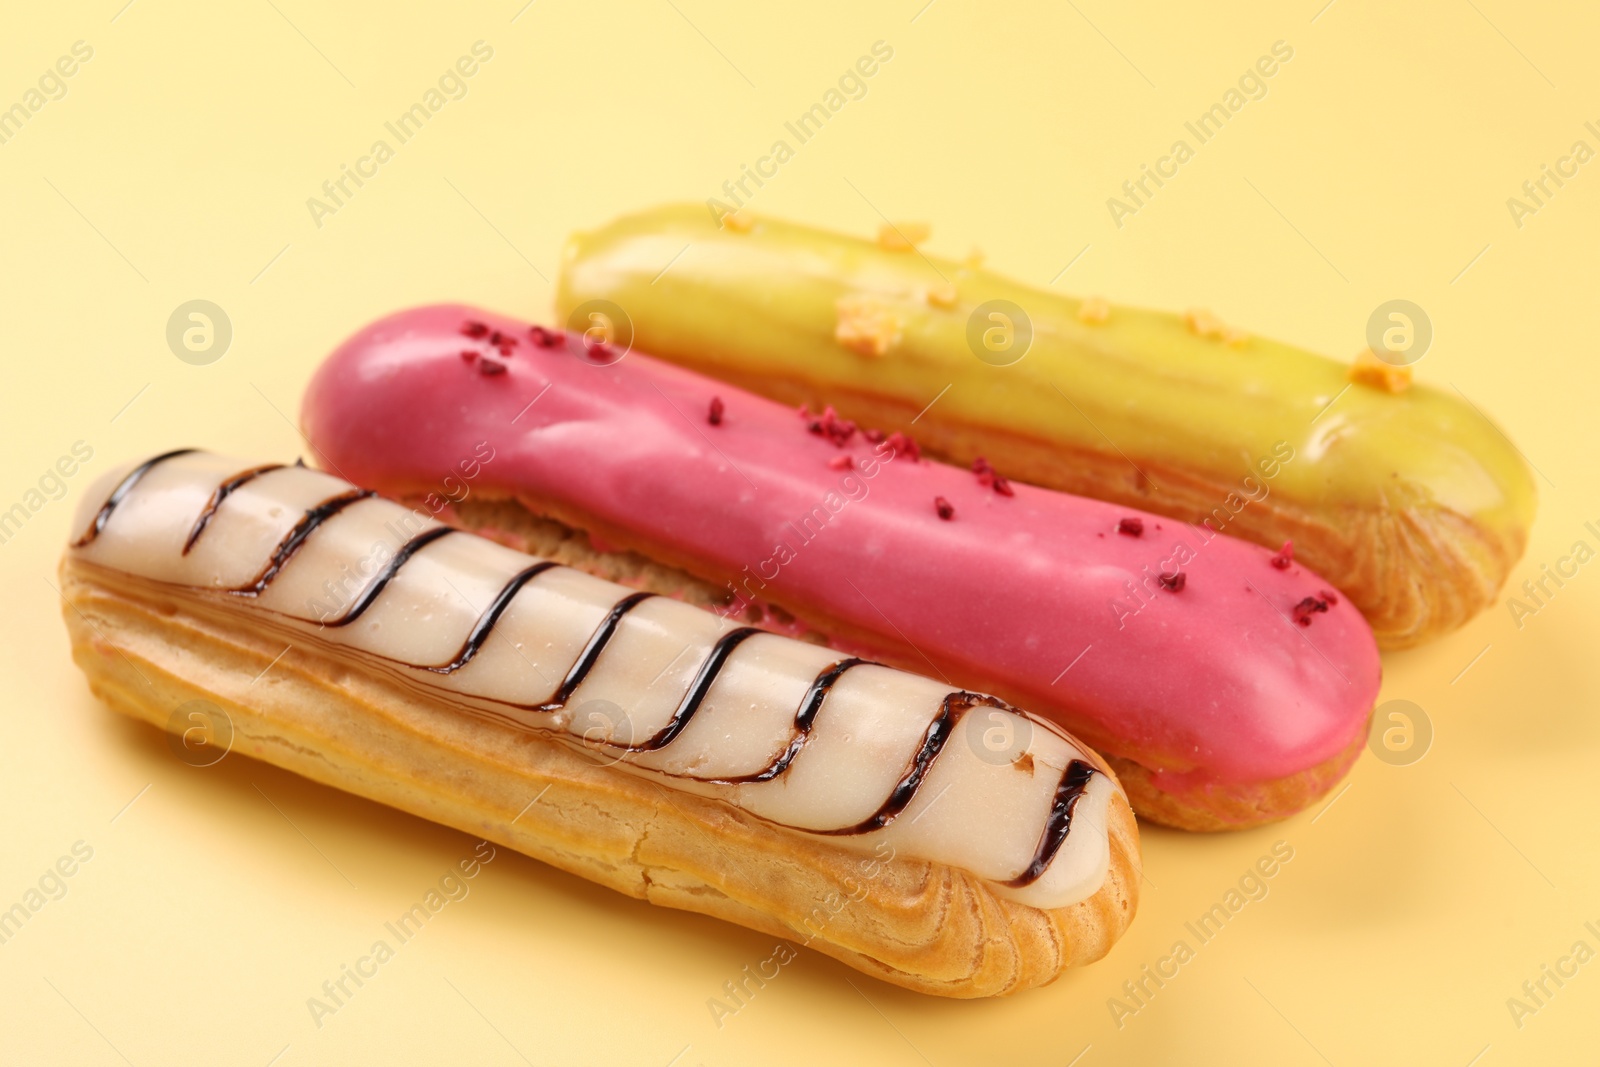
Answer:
59, 450, 1139, 997
556, 205, 1538, 648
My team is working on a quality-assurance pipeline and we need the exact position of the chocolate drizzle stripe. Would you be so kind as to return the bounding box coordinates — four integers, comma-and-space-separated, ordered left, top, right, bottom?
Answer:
1005, 760, 1097, 888
183, 463, 286, 554
425, 561, 563, 674
71, 449, 198, 547
635, 627, 762, 751
819, 691, 984, 836
533, 590, 656, 699
325, 526, 456, 627
709, 657, 866, 784
227, 489, 375, 596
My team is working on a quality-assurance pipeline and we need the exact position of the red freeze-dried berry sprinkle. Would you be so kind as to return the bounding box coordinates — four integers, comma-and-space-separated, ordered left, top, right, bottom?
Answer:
461, 321, 490, 339
970, 457, 1014, 496
1159, 571, 1187, 592
708, 396, 725, 426
799, 405, 857, 446
478, 357, 507, 376
828, 454, 853, 470
1270, 541, 1294, 569
488, 330, 517, 350
460, 349, 478, 362
825, 410, 855, 445
934, 496, 955, 520
1292, 596, 1329, 626
1117, 517, 1144, 537
886, 431, 920, 462
530, 325, 563, 348
1320, 589, 1339, 606
862, 428, 886, 445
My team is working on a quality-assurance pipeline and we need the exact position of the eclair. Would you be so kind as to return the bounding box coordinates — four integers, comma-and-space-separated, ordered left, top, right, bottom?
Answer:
554, 204, 1537, 649
59, 450, 1139, 997
300, 305, 1383, 831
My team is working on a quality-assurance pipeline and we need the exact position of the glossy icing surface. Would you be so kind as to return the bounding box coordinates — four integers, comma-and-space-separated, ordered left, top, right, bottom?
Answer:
556, 204, 1536, 546
69, 452, 1115, 910
301, 305, 1382, 792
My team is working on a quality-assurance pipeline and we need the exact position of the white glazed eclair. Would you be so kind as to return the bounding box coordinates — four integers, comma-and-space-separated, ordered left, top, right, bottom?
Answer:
58, 450, 1139, 996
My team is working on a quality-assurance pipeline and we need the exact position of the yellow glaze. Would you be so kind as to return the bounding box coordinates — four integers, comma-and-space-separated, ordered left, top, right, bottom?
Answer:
557, 204, 1536, 583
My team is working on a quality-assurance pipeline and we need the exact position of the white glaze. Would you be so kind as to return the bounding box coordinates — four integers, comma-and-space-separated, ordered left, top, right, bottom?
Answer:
69, 452, 1118, 909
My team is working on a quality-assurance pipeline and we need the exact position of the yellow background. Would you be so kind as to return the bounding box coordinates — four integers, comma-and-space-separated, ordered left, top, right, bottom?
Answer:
3, 1, 1597, 1063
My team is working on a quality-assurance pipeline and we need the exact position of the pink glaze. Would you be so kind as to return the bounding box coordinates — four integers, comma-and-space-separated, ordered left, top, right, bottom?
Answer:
301, 304, 1381, 791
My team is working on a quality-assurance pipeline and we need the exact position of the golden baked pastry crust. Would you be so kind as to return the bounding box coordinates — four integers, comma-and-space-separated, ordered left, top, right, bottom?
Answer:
1103, 722, 1369, 832
59, 555, 1140, 997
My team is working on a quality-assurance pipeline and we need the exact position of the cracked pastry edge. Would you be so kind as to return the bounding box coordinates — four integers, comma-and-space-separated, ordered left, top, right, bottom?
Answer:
58, 555, 1140, 998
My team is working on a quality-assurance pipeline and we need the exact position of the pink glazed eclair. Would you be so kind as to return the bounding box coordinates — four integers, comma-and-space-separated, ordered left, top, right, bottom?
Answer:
301, 305, 1382, 830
